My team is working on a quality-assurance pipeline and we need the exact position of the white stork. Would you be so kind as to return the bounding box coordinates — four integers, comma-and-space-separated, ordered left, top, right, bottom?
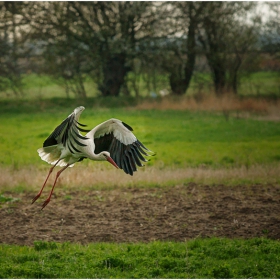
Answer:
32, 106, 154, 209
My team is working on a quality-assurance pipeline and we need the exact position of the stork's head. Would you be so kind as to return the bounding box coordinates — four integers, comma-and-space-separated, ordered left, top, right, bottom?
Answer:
100, 152, 119, 169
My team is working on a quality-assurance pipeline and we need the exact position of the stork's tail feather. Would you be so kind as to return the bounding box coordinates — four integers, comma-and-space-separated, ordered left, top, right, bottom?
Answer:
37, 147, 74, 167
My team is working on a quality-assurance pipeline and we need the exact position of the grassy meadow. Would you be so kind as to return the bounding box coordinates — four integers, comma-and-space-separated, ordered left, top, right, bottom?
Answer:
1, 72, 280, 278
0, 97, 280, 190
1, 238, 280, 278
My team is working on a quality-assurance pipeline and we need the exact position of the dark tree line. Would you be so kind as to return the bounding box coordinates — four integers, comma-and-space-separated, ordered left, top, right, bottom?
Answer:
0, 1, 278, 98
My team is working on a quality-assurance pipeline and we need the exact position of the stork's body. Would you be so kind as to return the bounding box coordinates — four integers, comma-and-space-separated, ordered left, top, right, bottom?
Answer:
33, 106, 154, 209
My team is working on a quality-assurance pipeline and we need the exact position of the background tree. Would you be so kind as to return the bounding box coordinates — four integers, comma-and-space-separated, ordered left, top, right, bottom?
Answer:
24, 1, 156, 98
0, 2, 32, 96
134, 2, 205, 96
164, 2, 205, 95
261, 2, 280, 56
197, 2, 258, 95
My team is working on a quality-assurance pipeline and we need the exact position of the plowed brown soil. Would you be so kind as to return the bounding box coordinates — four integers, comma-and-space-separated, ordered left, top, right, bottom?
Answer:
1, 183, 280, 246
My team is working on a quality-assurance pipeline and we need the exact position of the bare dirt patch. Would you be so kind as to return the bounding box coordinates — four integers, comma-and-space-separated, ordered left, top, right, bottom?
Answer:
1, 183, 280, 246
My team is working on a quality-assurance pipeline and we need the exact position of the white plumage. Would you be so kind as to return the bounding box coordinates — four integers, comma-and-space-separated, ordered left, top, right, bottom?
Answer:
32, 106, 154, 209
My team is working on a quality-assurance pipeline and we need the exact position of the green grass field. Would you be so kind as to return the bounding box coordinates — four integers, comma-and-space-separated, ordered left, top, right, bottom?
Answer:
1, 238, 280, 278
1, 78, 280, 278
1, 100, 280, 170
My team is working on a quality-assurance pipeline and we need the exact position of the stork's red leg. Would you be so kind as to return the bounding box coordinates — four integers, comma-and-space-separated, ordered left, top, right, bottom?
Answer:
31, 159, 61, 204
41, 164, 70, 210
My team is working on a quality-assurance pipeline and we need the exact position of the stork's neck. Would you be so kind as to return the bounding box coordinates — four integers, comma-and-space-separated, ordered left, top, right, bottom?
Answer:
85, 129, 110, 161
88, 151, 109, 162
87, 152, 99, 161
83, 140, 106, 162
85, 147, 102, 161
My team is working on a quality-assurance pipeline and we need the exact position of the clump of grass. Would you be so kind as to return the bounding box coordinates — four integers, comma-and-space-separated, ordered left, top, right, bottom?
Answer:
34, 241, 58, 251
0, 194, 20, 205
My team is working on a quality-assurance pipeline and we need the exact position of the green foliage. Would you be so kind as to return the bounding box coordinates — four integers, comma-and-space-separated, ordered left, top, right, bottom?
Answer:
211, 264, 233, 279
0, 238, 280, 278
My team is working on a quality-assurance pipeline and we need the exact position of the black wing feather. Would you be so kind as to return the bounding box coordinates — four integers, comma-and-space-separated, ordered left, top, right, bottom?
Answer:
43, 116, 73, 147
94, 133, 114, 154
131, 148, 143, 167
71, 133, 87, 147
114, 139, 122, 168
122, 122, 133, 131
132, 142, 148, 162
94, 132, 152, 176
69, 138, 82, 153
74, 123, 90, 133
43, 110, 89, 154
125, 149, 137, 174
72, 129, 89, 141
43, 135, 58, 147
77, 121, 88, 127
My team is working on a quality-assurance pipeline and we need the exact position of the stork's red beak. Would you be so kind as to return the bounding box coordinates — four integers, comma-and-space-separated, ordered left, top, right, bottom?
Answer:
107, 156, 119, 169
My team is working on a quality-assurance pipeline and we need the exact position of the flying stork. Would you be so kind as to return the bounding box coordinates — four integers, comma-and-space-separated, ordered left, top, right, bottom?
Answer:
32, 106, 154, 209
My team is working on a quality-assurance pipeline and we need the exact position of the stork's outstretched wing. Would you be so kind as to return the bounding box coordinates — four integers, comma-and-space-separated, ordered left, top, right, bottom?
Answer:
38, 106, 90, 166
92, 119, 154, 175
43, 106, 89, 152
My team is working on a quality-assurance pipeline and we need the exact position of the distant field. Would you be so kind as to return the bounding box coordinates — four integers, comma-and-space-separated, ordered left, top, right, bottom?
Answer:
0, 71, 279, 99
239, 71, 280, 97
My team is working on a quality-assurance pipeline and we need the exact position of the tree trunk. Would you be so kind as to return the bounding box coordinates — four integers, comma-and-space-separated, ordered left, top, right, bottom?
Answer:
169, 4, 197, 96
227, 53, 242, 94
169, 70, 188, 95
183, 5, 196, 92
99, 53, 130, 97
212, 65, 226, 96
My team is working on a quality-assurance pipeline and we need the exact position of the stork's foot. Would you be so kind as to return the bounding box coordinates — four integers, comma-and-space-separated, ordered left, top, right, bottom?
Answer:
41, 199, 51, 210
31, 193, 41, 204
